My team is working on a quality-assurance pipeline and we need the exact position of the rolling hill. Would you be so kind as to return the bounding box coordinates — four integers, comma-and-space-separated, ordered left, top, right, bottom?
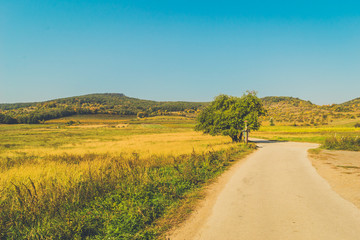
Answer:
261, 96, 360, 126
0, 94, 359, 125
0, 93, 206, 124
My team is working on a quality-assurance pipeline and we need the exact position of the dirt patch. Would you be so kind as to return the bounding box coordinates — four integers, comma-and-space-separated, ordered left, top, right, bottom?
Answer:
309, 149, 360, 209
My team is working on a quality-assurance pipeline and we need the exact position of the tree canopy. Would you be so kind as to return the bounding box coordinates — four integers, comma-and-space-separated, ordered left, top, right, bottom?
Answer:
195, 92, 265, 142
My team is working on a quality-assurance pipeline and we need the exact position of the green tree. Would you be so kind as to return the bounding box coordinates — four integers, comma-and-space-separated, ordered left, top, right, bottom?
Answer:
137, 111, 148, 118
0, 113, 18, 124
195, 91, 265, 142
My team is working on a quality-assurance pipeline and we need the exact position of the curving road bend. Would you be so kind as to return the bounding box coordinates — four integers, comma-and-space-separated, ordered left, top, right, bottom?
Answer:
171, 140, 360, 240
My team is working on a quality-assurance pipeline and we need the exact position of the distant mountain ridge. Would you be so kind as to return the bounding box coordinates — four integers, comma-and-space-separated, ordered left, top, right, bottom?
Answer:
0, 94, 359, 125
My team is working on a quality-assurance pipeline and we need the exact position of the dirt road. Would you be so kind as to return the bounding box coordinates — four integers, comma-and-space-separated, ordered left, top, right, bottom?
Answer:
170, 140, 360, 240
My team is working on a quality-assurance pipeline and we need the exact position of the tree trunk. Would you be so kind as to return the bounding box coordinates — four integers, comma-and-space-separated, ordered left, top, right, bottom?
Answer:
238, 132, 243, 142
231, 135, 238, 142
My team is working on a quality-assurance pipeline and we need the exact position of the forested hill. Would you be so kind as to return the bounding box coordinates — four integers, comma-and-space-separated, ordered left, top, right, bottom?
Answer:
0, 93, 206, 124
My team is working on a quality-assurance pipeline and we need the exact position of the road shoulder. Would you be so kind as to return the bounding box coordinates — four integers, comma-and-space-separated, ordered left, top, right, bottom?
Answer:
309, 149, 360, 209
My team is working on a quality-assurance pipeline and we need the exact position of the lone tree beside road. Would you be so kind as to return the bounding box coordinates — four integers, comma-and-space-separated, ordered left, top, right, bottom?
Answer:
195, 91, 265, 142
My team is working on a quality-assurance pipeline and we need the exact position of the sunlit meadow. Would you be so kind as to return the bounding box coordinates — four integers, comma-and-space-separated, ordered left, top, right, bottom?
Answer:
0, 115, 252, 239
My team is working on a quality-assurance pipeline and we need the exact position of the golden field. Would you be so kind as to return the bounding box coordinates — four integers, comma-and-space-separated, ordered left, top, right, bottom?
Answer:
1, 116, 235, 188
1, 115, 255, 239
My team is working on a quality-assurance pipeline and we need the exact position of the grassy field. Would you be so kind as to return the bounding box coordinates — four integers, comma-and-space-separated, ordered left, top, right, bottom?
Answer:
252, 119, 360, 143
0, 115, 254, 239
2, 114, 359, 239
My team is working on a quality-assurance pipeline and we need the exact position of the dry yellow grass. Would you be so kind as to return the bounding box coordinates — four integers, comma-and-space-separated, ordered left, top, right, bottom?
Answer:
47, 132, 231, 156
0, 119, 234, 190
0, 133, 233, 189
0, 114, 241, 238
1, 131, 231, 157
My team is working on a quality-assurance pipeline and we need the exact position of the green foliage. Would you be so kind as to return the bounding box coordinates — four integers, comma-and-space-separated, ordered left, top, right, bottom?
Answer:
322, 136, 360, 151
0, 102, 36, 111
195, 92, 265, 142
65, 120, 79, 126
0, 146, 251, 239
0, 113, 18, 124
355, 123, 360, 128
137, 111, 148, 118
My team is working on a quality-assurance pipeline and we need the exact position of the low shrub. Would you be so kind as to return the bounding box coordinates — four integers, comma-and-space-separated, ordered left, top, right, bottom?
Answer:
322, 136, 360, 151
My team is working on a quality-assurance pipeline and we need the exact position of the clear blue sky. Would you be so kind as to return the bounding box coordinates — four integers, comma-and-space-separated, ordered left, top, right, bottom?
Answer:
1, 1, 360, 104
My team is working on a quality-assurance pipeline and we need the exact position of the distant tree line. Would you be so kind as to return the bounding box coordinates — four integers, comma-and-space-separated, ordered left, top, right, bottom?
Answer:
0, 102, 38, 111
0, 107, 76, 124
0, 113, 17, 124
